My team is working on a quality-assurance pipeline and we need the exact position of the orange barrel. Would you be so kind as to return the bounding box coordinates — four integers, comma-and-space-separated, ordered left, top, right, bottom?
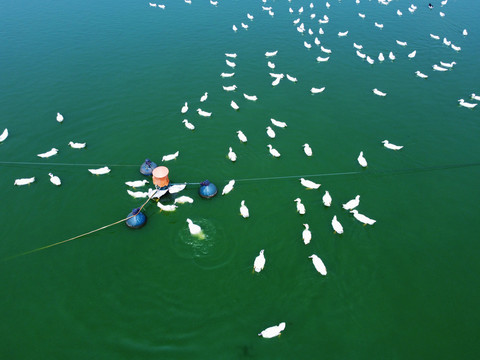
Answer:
152, 166, 170, 188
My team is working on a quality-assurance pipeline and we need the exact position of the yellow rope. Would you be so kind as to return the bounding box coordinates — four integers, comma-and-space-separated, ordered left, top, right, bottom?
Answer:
3, 193, 154, 261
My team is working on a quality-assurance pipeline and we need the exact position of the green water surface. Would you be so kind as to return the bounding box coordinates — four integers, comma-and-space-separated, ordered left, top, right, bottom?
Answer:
1, 0, 480, 359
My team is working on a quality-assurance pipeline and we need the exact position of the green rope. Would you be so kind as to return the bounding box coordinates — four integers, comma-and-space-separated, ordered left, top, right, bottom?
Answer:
3, 193, 155, 261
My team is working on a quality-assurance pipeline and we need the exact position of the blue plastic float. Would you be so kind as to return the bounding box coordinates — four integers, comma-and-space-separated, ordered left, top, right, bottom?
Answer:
126, 208, 147, 229
140, 158, 157, 176
199, 180, 217, 199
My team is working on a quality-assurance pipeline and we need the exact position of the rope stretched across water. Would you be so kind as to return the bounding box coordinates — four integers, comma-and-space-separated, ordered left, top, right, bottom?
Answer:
185, 162, 480, 185
3, 193, 154, 261
0, 161, 138, 167
3, 161, 480, 260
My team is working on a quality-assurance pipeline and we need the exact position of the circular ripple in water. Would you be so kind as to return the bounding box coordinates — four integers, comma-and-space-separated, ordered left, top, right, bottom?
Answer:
171, 218, 235, 270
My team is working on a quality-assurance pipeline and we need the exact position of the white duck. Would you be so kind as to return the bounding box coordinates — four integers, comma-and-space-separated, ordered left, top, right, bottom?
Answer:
320, 46, 331, 54
266, 126, 276, 138
451, 44, 461, 52
373, 88, 387, 97
463, 29, 468, 36
267, 144, 280, 158
14, 177, 35, 186
243, 93, 257, 101
197, 108, 212, 117
309, 254, 327, 275
300, 178, 321, 189
162, 151, 179, 161
222, 180, 235, 195
186, 218, 204, 238
317, 56, 330, 62
271, 76, 282, 87
331, 215, 344, 234
37, 148, 58, 158
240, 200, 249, 218
294, 198, 306, 215
311, 87, 325, 94
408, 50, 416, 58
430, 34, 440, 40
253, 249, 265, 272
68, 141, 86, 149
471, 94, 480, 101
200, 92, 208, 102
258, 322, 286, 338
322, 191, 332, 207
223, 84, 237, 92
181, 102, 188, 114
389, 52, 396, 61
271, 118, 287, 128
228, 147, 237, 162
415, 71, 428, 79
382, 140, 403, 150
356, 51, 366, 59
303, 143, 313, 156
338, 31, 348, 37
396, 40, 407, 46
0, 128, 8, 142
225, 53, 237, 58
265, 50, 278, 57
125, 179, 149, 188
56, 112, 64, 123
168, 183, 186, 194
182, 119, 195, 130
232, 25, 237, 32
174, 195, 194, 204
157, 202, 178, 212
226, 59, 236, 68
88, 166, 111, 175
440, 61, 456, 68
353, 43, 363, 50
127, 189, 149, 198
433, 64, 448, 72
458, 99, 477, 109
342, 195, 360, 210
350, 209, 376, 225
378, 53, 385, 62
357, 151, 367, 167
230, 101, 239, 110
221, 72, 235, 78
237, 130, 247, 143
302, 224, 312, 245
286, 74, 297, 82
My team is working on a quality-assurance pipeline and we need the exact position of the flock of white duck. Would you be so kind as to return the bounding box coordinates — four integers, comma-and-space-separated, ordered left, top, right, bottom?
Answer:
147, 0, 477, 108
7, 110, 183, 188
3, 0, 476, 340
145, 0, 478, 339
